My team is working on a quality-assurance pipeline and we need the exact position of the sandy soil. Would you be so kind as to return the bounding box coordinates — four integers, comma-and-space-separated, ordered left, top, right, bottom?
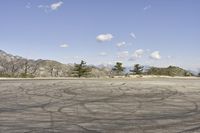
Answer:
0, 78, 200, 133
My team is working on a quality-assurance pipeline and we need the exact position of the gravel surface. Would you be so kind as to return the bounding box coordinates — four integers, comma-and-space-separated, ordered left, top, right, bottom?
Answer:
0, 78, 200, 133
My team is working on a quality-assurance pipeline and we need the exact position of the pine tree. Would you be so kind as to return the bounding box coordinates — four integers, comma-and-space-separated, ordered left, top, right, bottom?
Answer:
112, 62, 125, 76
72, 60, 91, 77
130, 64, 144, 75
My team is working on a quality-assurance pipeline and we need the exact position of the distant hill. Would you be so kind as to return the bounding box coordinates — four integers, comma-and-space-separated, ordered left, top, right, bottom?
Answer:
146, 66, 193, 76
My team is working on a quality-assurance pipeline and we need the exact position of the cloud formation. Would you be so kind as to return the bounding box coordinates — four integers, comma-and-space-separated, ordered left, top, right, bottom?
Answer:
60, 44, 69, 48
116, 42, 126, 47
129, 49, 144, 60
38, 1, 63, 12
50, 1, 63, 10
150, 51, 161, 60
96, 34, 113, 42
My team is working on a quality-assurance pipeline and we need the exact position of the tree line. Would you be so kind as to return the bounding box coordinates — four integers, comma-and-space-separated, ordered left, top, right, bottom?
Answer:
72, 61, 196, 77
70, 61, 145, 78
112, 62, 195, 76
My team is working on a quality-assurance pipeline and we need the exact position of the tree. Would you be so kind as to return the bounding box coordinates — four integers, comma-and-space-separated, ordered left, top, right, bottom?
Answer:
19, 59, 38, 78
72, 60, 91, 77
8, 58, 22, 77
130, 64, 144, 75
112, 62, 125, 76
198, 72, 200, 77
20, 60, 31, 77
47, 63, 56, 77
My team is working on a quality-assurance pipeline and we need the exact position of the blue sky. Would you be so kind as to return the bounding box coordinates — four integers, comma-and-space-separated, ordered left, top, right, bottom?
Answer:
0, 0, 200, 70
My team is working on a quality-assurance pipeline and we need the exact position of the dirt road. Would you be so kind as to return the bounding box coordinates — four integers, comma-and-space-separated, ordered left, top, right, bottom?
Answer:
0, 78, 200, 133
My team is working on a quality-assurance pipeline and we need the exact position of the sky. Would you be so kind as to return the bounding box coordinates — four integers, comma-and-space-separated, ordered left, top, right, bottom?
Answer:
0, 0, 200, 71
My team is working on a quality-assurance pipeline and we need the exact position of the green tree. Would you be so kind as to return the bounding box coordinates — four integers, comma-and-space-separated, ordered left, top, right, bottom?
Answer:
112, 62, 125, 76
72, 60, 91, 77
130, 64, 144, 75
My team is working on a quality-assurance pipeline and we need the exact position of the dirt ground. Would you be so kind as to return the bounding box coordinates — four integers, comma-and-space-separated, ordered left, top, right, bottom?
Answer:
0, 78, 200, 133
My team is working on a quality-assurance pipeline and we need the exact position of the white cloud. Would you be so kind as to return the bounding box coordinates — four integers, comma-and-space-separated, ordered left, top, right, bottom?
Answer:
129, 49, 144, 60
60, 44, 69, 48
96, 34, 113, 42
130, 33, 136, 39
117, 51, 129, 59
99, 52, 107, 56
144, 5, 151, 10
116, 42, 126, 47
133, 49, 144, 58
50, 1, 63, 10
38, 1, 63, 12
150, 51, 161, 60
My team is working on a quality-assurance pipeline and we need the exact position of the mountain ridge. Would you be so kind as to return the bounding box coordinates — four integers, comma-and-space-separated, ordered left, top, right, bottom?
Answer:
0, 49, 111, 77
0, 49, 197, 77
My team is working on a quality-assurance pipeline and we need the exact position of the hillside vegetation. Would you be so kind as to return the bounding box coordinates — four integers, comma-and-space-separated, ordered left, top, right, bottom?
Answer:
146, 66, 193, 76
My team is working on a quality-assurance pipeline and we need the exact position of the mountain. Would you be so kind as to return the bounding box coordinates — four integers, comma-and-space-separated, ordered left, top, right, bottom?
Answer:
0, 49, 195, 78
0, 50, 111, 78
0, 50, 74, 77
0, 50, 24, 61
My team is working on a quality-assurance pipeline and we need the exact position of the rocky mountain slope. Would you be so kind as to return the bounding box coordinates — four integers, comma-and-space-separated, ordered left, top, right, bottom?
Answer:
0, 50, 111, 77
0, 50, 70, 77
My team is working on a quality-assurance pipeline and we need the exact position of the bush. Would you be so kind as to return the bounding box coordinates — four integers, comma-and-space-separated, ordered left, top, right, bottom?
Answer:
146, 66, 192, 77
0, 73, 11, 77
19, 73, 35, 78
